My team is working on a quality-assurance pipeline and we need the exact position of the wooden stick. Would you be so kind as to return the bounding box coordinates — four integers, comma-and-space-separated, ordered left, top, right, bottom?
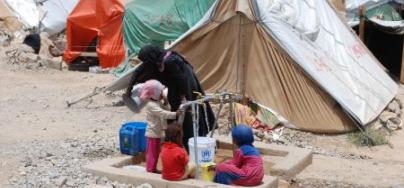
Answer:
359, 5, 366, 42
400, 38, 404, 83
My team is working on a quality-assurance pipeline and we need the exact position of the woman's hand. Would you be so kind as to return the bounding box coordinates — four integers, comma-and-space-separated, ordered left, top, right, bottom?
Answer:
180, 95, 187, 104
176, 109, 184, 117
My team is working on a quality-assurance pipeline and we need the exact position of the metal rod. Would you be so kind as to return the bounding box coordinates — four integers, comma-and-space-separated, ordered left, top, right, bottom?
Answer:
66, 87, 104, 107
179, 92, 242, 110
191, 104, 199, 179
203, 103, 210, 134
176, 92, 244, 179
210, 98, 224, 138
229, 95, 235, 127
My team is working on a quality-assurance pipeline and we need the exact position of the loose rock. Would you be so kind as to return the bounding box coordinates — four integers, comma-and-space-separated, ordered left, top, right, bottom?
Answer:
379, 111, 397, 123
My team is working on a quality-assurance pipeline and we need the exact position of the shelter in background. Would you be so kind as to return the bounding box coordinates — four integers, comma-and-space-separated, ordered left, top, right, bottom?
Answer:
168, 0, 398, 133
4, 0, 39, 29
40, 0, 79, 35
114, 0, 215, 74
122, 0, 215, 54
64, 0, 125, 68
1, 0, 78, 36
64, 0, 214, 70
0, 0, 22, 32
342, 0, 404, 83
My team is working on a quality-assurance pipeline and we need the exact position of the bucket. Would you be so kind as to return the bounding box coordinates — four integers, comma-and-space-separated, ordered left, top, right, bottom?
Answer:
200, 162, 216, 181
119, 121, 147, 155
188, 137, 216, 164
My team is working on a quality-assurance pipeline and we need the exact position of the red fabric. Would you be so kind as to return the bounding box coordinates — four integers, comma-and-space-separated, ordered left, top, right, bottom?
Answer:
215, 148, 264, 186
146, 137, 161, 172
161, 142, 188, 181
64, 0, 125, 68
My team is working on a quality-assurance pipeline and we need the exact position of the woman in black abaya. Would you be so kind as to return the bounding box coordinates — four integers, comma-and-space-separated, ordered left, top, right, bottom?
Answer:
125, 44, 215, 152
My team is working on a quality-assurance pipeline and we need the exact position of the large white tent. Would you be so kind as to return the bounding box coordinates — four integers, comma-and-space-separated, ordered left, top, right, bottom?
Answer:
4, 0, 39, 28
106, 0, 398, 133
168, 0, 398, 132
3, 0, 78, 35
40, 0, 79, 35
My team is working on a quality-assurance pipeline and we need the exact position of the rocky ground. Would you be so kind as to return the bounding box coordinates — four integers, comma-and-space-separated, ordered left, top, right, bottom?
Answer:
0, 42, 144, 187
1, 38, 404, 188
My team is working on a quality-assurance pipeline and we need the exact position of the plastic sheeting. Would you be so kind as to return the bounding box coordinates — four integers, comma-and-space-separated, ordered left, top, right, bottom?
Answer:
5, 0, 39, 28
345, 0, 404, 26
122, 0, 215, 55
113, 0, 214, 75
64, 0, 125, 68
40, 0, 78, 35
0, 0, 22, 32
255, 0, 397, 126
346, 0, 388, 11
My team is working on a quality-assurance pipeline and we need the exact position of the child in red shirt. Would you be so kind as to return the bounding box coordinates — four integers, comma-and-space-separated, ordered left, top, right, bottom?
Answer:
161, 123, 195, 180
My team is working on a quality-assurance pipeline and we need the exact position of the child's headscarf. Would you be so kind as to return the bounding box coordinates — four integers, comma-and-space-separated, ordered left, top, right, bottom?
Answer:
140, 80, 165, 101
231, 124, 254, 146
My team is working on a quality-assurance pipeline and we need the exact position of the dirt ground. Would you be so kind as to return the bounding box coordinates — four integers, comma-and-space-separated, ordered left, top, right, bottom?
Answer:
0, 62, 144, 187
1, 60, 404, 187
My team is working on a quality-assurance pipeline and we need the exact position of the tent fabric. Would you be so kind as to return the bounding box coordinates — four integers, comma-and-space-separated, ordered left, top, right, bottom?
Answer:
40, 0, 79, 35
366, 3, 402, 21
112, 0, 214, 75
330, 0, 346, 11
346, 0, 393, 11
364, 2, 404, 34
5, 0, 39, 28
345, 0, 404, 26
64, 0, 125, 68
0, 0, 22, 32
122, 0, 215, 55
168, 0, 398, 133
369, 18, 404, 34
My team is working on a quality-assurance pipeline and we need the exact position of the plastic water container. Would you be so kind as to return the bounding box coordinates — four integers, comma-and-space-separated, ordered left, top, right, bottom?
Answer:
119, 121, 147, 155
188, 137, 216, 164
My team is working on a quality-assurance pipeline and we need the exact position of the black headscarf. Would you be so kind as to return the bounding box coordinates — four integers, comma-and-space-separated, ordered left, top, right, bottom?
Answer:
138, 44, 165, 67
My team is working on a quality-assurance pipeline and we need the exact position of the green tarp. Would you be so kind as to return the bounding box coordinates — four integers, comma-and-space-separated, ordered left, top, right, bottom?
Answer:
366, 3, 402, 21
114, 0, 215, 75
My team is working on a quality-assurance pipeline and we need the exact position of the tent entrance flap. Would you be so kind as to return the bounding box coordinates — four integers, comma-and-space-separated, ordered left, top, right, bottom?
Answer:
64, 0, 125, 68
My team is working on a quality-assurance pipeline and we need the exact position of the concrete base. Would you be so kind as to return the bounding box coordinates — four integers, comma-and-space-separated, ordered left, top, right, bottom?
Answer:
83, 135, 311, 188
83, 157, 278, 188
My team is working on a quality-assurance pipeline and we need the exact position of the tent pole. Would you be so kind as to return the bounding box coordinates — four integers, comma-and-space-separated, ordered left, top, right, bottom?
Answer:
400, 38, 404, 84
229, 94, 235, 127
359, 5, 366, 42
210, 97, 224, 138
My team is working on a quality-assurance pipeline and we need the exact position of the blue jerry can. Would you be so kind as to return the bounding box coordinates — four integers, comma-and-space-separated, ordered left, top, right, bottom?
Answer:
119, 121, 147, 155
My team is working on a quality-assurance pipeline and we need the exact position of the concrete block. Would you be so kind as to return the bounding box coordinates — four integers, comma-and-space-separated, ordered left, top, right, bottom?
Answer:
83, 135, 311, 188
83, 156, 278, 188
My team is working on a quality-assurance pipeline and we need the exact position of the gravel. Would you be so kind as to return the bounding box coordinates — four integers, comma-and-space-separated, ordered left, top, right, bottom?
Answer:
291, 178, 378, 188
3, 134, 142, 188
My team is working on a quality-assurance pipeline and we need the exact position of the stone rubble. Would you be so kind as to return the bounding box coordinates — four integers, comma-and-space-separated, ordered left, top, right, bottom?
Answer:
5, 134, 148, 188
212, 100, 403, 160
1, 32, 64, 71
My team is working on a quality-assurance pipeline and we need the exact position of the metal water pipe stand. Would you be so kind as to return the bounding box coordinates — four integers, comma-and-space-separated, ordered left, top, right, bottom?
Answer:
178, 92, 243, 179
